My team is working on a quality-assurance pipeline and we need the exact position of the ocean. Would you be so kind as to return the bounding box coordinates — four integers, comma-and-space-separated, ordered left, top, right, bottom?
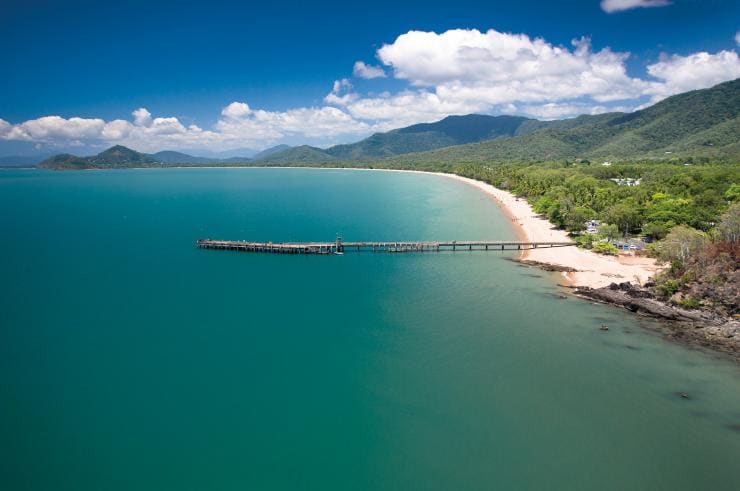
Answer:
2, 167, 739, 490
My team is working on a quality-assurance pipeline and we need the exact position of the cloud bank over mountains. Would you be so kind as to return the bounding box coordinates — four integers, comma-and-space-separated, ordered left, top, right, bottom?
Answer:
1, 27, 738, 152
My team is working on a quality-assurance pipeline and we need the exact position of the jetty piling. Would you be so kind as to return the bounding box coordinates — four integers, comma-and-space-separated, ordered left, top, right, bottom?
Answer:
196, 237, 574, 255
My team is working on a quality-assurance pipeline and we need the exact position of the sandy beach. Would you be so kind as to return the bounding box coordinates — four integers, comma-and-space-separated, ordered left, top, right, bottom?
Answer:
170, 165, 662, 288
428, 172, 662, 289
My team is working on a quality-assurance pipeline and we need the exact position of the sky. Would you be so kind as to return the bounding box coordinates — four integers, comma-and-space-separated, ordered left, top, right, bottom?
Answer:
1, 0, 739, 156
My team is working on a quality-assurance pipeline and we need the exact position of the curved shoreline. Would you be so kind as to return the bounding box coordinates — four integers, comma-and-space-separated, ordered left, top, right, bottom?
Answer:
355, 168, 740, 360
259, 166, 660, 289
30, 165, 739, 359
424, 171, 662, 289
44, 164, 664, 289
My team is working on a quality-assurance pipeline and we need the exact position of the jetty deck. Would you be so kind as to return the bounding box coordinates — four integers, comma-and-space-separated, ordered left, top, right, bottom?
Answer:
196, 238, 575, 254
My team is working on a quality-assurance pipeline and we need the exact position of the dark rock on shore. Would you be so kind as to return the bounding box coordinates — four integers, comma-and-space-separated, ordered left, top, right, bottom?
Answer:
575, 282, 740, 361
514, 259, 578, 272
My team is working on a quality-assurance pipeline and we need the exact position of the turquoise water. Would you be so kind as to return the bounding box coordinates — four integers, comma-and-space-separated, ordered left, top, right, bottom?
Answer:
1, 167, 740, 490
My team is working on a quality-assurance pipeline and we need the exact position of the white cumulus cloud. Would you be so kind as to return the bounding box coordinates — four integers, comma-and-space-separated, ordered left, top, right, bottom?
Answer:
376, 30, 649, 105
519, 102, 635, 120
645, 50, 740, 100
353, 61, 386, 79
2, 27, 739, 152
221, 102, 251, 119
600, 0, 672, 13
2, 116, 106, 142
324, 79, 358, 106
101, 119, 133, 140
132, 107, 152, 126
335, 89, 489, 128
0, 119, 11, 138
216, 102, 369, 141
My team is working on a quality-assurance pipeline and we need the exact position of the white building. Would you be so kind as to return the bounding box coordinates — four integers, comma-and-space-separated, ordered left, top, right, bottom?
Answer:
585, 220, 601, 234
610, 178, 641, 187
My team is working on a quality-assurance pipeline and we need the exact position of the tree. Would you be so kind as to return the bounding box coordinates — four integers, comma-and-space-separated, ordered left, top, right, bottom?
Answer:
657, 226, 707, 264
563, 206, 597, 232
725, 183, 740, 202
644, 195, 692, 229
642, 221, 672, 240
532, 195, 556, 215
592, 242, 620, 255
604, 202, 642, 237
717, 203, 740, 244
599, 223, 620, 241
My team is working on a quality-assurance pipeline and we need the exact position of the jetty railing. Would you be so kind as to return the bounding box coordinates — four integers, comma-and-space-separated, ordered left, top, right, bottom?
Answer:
196, 238, 575, 255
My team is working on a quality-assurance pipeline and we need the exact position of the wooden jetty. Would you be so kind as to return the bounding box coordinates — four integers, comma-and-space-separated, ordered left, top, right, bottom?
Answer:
196, 237, 575, 255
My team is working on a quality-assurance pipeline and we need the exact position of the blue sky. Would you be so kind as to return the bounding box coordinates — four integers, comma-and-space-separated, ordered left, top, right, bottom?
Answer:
1, 0, 739, 155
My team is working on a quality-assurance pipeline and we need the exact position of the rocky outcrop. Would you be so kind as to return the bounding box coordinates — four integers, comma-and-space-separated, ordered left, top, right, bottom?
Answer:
575, 282, 740, 360
515, 259, 577, 272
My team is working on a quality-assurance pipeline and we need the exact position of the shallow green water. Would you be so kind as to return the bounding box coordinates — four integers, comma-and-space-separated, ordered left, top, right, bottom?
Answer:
1, 168, 739, 490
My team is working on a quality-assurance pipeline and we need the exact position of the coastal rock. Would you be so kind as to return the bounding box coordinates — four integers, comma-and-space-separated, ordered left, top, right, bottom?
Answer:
514, 259, 578, 272
578, 284, 712, 322
670, 292, 684, 305
575, 283, 740, 361
608, 282, 655, 299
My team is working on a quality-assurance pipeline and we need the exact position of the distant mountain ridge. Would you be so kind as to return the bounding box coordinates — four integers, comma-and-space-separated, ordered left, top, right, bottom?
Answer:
152, 151, 218, 164
252, 144, 292, 160
38, 79, 740, 169
39, 146, 154, 169
387, 78, 740, 164
260, 114, 548, 163
39, 146, 254, 169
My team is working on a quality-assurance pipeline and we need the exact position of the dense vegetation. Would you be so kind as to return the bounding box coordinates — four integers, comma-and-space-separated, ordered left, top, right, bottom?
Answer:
650, 205, 739, 314
456, 161, 738, 237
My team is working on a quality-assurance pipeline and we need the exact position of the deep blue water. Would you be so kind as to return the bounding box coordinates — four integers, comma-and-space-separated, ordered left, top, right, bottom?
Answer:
1, 168, 739, 490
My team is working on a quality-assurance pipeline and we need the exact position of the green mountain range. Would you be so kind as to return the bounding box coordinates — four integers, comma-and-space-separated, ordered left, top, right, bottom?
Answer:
40, 79, 740, 169
386, 78, 740, 164
260, 114, 548, 163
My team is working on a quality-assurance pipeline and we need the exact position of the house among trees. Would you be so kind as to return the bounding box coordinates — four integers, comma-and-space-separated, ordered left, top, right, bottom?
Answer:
611, 178, 641, 187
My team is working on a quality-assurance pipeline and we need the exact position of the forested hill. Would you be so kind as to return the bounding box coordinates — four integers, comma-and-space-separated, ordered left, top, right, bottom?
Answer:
39, 146, 158, 169
388, 78, 740, 164
327, 114, 546, 159
38, 146, 252, 169
259, 114, 549, 163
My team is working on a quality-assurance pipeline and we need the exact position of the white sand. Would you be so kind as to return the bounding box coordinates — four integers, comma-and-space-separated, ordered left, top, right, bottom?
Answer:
176, 165, 662, 287
422, 172, 662, 288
